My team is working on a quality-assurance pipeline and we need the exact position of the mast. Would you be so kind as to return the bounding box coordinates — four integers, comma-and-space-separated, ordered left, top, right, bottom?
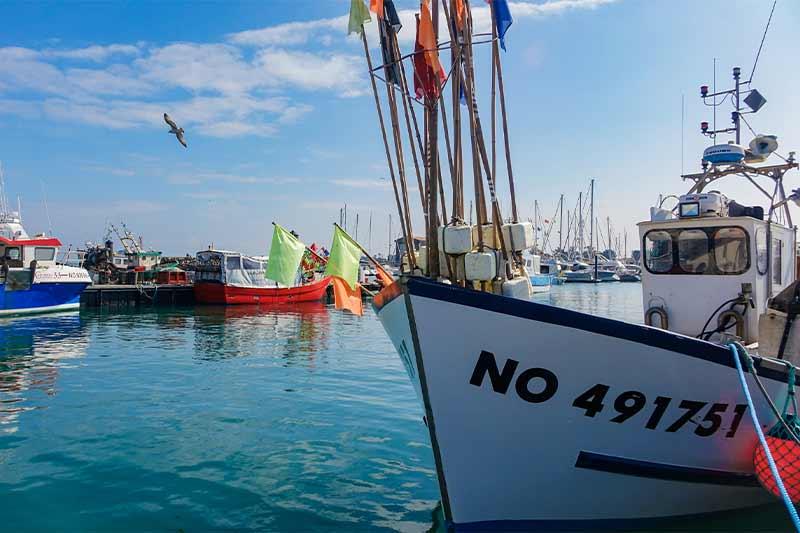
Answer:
558, 194, 564, 252
578, 192, 583, 257
589, 178, 594, 257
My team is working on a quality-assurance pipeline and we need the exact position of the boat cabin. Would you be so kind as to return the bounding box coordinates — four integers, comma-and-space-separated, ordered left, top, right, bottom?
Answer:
0, 236, 60, 270
639, 192, 796, 343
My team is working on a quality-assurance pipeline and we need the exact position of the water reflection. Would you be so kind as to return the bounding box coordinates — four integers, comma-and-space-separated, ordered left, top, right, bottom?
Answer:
191, 302, 331, 365
0, 313, 89, 433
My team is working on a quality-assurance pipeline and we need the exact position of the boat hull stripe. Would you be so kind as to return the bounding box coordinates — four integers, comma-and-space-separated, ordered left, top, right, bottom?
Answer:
574, 450, 759, 487
404, 277, 789, 383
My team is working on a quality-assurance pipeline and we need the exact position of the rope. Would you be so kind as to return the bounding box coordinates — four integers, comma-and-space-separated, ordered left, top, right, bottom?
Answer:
729, 343, 800, 530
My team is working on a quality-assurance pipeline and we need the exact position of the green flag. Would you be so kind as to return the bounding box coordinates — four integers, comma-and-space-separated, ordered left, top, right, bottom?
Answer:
325, 226, 362, 289
266, 224, 306, 287
348, 0, 371, 36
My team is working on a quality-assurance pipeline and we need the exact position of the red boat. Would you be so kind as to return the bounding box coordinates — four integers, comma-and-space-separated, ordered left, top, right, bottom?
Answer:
194, 249, 331, 305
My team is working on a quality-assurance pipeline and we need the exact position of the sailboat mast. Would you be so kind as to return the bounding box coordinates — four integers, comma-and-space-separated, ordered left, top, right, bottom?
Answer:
559, 194, 564, 252
589, 178, 594, 257
578, 192, 583, 256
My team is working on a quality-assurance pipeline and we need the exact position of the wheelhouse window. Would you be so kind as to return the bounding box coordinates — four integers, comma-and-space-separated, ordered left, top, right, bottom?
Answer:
34, 247, 55, 261
5, 247, 20, 260
677, 230, 709, 274
643, 226, 750, 275
645, 231, 672, 273
714, 228, 748, 274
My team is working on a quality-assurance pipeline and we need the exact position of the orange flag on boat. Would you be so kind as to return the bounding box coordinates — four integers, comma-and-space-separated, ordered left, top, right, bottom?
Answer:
414, 14, 445, 99
370, 0, 384, 17
375, 263, 394, 287
332, 276, 364, 316
419, 1, 442, 73
454, 0, 466, 30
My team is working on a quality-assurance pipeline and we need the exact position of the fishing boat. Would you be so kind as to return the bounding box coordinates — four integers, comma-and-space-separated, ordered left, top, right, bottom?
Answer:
355, 0, 800, 525
193, 249, 330, 305
0, 164, 91, 315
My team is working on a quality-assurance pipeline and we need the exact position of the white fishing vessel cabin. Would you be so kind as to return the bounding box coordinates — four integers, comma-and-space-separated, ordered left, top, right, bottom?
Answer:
640, 195, 795, 343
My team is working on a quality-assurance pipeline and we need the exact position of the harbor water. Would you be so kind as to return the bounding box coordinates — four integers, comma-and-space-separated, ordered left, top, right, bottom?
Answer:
0, 284, 790, 531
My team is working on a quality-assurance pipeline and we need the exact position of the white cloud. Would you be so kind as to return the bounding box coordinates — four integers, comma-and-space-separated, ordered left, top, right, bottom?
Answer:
0, 0, 615, 138
45, 44, 141, 62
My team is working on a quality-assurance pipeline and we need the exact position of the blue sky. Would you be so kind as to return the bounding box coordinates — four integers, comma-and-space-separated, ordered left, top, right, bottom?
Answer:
1, 0, 799, 256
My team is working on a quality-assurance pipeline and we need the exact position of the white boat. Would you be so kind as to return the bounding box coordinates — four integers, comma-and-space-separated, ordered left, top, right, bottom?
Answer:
373, 64, 800, 528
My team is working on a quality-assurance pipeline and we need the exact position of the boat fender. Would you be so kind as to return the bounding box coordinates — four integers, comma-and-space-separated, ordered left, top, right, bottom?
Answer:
645, 307, 669, 330
718, 309, 745, 339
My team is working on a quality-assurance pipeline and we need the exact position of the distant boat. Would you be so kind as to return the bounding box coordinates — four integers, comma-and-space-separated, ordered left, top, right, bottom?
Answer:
193, 249, 330, 305
522, 251, 550, 293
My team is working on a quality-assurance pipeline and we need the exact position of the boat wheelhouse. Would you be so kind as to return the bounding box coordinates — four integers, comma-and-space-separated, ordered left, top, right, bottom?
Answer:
641, 207, 795, 342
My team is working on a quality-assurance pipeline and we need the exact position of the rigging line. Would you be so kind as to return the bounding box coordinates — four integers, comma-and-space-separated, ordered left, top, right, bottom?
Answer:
749, 0, 778, 84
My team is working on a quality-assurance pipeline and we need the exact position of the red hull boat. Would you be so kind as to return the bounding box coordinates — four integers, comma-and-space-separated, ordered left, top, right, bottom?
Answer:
194, 276, 331, 305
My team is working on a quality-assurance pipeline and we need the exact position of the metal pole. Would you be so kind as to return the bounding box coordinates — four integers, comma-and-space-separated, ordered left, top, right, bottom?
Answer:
733, 66, 741, 145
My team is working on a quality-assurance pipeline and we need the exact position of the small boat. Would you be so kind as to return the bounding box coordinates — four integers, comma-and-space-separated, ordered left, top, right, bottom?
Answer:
522, 251, 550, 293
193, 249, 330, 305
619, 264, 642, 282
0, 166, 91, 315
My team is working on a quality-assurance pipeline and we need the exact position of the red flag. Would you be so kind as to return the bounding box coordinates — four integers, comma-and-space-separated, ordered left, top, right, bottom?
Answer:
413, 13, 445, 99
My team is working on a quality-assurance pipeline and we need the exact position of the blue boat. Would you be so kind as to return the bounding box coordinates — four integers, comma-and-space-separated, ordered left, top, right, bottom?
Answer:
0, 169, 91, 315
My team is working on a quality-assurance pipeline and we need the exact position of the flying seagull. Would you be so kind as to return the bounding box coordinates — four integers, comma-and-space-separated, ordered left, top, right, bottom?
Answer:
163, 113, 187, 148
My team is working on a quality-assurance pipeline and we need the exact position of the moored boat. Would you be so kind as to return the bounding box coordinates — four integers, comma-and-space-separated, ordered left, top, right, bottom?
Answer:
362, 8, 800, 524
193, 249, 330, 305
0, 164, 91, 315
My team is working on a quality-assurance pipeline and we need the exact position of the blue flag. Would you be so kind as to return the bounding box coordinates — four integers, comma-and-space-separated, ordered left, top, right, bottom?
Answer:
492, 0, 513, 51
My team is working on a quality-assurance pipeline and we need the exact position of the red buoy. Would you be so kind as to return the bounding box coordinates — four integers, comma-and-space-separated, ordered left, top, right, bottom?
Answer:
754, 435, 800, 502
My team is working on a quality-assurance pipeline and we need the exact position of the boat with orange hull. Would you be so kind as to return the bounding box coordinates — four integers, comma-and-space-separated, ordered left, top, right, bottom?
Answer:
193, 249, 330, 305
194, 276, 331, 305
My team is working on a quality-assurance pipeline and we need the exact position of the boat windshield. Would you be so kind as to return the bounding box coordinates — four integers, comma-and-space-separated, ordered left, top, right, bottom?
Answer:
644, 226, 750, 275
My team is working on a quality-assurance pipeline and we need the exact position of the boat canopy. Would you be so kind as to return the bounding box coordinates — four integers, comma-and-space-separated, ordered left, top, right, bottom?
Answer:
197, 249, 285, 288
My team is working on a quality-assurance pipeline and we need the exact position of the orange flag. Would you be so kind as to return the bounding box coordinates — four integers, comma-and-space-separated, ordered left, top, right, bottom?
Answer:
370, 0, 384, 18
333, 276, 364, 316
454, 0, 466, 30
419, 0, 442, 73
375, 263, 394, 287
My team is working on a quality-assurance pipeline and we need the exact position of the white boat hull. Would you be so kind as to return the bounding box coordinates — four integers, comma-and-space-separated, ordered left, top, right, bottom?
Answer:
375, 278, 787, 529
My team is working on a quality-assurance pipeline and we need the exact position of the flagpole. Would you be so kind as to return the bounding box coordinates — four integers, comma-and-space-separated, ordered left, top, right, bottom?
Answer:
492, 9, 518, 223
359, 27, 416, 270
446, 0, 464, 221
378, 21, 419, 268
390, 30, 428, 223
426, 0, 441, 279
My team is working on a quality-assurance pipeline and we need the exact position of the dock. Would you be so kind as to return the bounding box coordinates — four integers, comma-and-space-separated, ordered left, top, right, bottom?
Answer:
81, 284, 195, 308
